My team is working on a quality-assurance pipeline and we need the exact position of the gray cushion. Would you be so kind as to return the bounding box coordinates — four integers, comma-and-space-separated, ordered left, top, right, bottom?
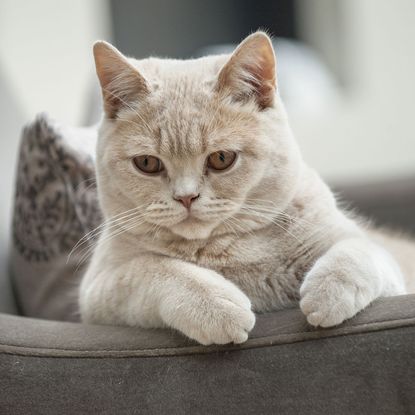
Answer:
11, 114, 101, 321
0, 294, 414, 414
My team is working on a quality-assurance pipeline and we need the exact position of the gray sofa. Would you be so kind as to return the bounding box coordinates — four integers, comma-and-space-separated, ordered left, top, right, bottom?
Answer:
1, 177, 415, 414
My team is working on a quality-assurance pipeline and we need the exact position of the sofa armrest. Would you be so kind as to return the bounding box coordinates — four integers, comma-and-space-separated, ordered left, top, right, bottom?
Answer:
0, 294, 414, 358
1, 294, 415, 414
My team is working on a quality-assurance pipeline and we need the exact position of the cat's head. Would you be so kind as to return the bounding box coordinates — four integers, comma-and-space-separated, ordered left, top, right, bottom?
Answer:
93, 32, 302, 240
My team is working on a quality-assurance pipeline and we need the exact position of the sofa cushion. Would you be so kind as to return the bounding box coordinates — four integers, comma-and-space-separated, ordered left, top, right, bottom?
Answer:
0, 295, 414, 414
11, 114, 101, 321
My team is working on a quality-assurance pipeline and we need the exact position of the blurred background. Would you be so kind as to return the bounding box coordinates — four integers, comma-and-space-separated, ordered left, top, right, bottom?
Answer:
1, 0, 415, 237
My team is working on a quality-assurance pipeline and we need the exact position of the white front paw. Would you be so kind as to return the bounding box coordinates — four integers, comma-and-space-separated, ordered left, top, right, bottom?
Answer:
195, 293, 255, 346
165, 282, 255, 346
299, 270, 374, 328
298, 238, 400, 327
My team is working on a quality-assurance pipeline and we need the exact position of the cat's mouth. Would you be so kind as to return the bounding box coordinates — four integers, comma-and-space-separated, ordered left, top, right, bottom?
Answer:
170, 214, 215, 240
179, 214, 204, 225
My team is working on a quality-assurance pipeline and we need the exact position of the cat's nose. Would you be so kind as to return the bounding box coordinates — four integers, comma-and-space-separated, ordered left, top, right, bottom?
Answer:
173, 193, 200, 209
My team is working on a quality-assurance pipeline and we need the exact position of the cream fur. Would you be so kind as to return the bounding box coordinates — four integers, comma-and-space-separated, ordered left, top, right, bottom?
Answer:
80, 32, 411, 345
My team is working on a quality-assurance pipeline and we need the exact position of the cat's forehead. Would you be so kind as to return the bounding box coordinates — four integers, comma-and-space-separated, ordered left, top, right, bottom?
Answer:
117, 100, 259, 161
137, 56, 226, 124
132, 54, 229, 84
153, 96, 260, 158
117, 55, 261, 158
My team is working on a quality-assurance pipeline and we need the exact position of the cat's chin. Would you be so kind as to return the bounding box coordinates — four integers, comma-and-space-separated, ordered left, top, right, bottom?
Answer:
169, 219, 214, 240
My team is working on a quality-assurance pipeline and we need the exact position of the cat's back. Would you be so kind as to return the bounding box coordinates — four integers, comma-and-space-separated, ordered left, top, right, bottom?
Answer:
367, 227, 415, 292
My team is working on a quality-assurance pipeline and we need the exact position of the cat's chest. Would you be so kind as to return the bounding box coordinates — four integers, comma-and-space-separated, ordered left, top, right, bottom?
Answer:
154, 229, 313, 277
157, 231, 279, 268
142, 228, 318, 312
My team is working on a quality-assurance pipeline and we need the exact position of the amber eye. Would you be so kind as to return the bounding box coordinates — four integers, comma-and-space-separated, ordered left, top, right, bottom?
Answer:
133, 155, 164, 174
207, 151, 237, 171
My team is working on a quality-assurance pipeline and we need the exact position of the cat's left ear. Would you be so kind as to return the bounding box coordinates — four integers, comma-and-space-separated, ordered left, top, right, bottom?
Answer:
93, 41, 149, 118
216, 32, 276, 109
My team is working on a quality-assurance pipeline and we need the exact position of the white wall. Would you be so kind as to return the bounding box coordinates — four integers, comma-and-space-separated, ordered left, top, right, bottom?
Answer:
0, 0, 111, 125
1, 0, 414, 203
0, 0, 111, 241
294, 0, 415, 182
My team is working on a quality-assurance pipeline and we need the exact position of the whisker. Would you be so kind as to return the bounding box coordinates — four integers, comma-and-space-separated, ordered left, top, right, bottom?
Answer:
75, 177, 97, 192
226, 215, 256, 238
238, 208, 304, 245
75, 217, 146, 271
242, 205, 312, 230
222, 218, 238, 237
232, 198, 315, 229
67, 204, 147, 262
74, 218, 140, 267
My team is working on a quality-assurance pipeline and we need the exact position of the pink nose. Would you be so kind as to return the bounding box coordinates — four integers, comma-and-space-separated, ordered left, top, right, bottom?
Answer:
174, 193, 200, 209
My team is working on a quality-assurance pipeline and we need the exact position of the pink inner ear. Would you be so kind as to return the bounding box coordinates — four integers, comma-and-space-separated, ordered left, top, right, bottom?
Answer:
217, 35, 277, 110
243, 58, 276, 109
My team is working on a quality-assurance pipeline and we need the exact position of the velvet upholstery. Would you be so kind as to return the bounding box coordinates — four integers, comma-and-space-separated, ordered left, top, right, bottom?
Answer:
1, 295, 414, 414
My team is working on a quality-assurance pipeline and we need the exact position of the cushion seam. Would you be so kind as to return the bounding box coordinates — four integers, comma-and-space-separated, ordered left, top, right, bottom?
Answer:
0, 316, 414, 359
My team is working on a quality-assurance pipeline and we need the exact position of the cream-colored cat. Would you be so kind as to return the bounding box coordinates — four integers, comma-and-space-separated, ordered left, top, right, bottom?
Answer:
79, 32, 412, 345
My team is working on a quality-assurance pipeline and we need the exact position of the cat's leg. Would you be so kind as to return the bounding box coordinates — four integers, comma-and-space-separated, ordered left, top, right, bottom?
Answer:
299, 238, 406, 327
80, 255, 255, 345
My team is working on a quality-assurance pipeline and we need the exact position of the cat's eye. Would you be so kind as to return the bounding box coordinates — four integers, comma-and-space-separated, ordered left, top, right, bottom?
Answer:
207, 151, 237, 171
133, 155, 164, 174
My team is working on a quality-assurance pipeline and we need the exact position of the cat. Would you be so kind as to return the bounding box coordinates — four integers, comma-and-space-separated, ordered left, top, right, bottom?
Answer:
79, 31, 412, 345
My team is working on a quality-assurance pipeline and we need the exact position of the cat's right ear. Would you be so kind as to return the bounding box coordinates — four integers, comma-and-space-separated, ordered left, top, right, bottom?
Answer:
93, 41, 149, 119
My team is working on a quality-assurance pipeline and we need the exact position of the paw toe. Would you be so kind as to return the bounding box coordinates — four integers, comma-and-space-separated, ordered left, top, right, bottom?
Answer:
232, 329, 249, 344
306, 311, 323, 327
299, 295, 317, 315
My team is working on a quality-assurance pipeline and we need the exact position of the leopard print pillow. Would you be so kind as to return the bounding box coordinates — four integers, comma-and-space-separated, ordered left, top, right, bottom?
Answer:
11, 113, 102, 321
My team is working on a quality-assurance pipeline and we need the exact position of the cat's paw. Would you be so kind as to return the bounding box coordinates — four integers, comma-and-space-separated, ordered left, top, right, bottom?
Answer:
299, 270, 373, 328
166, 281, 255, 345
196, 295, 256, 346
298, 238, 397, 328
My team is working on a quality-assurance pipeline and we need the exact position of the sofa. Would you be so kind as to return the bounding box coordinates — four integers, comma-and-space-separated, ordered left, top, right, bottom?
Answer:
1, 175, 414, 414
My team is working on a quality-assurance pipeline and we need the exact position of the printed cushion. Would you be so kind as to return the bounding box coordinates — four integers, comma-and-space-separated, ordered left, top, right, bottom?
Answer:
11, 114, 101, 321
